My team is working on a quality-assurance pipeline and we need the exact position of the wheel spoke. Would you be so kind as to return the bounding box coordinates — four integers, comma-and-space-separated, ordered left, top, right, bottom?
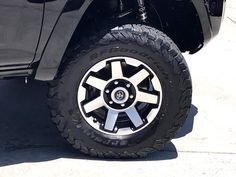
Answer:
83, 96, 104, 113
111, 61, 123, 78
86, 76, 107, 90
137, 91, 159, 104
104, 110, 119, 131
126, 107, 143, 128
129, 69, 149, 86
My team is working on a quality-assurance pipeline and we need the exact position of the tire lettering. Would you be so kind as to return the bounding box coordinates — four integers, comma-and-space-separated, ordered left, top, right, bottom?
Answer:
120, 48, 129, 52
99, 49, 108, 56
129, 49, 138, 54
90, 48, 151, 61
90, 53, 98, 60
109, 48, 119, 53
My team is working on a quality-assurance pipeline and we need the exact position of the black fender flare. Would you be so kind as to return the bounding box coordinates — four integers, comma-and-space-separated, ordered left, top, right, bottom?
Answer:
191, 0, 225, 47
191, 0, 213, 44
35, 0, 94, 81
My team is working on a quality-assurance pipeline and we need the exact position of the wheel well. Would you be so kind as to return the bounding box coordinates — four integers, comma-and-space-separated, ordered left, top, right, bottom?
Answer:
67, 0, 203, 53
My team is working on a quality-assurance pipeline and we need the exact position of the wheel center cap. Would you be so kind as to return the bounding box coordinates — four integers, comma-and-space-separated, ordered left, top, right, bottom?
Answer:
115, 90, 126, 101
111, 87, 129, 104
103, 79, 137, 110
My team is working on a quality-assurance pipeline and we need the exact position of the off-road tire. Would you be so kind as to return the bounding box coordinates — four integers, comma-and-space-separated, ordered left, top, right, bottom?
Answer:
48, 24, 192, 158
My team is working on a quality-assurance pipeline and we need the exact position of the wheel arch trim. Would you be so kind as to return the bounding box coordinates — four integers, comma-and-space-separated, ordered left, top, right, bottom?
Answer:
191, 0, 213, 45
35, 0, 94, 81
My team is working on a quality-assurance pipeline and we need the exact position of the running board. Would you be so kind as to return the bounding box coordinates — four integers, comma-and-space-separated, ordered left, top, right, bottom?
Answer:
0, 69, 33, 79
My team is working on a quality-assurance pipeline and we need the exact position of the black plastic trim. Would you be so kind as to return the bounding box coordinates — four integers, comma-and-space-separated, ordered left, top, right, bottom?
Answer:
0, 69, 33, 79
35, 0, 93, 81
191, 0, 225, 45
0, 65, 29, 71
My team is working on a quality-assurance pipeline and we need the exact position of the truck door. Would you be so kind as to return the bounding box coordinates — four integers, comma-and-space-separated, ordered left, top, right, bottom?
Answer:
0, 0, 44, 66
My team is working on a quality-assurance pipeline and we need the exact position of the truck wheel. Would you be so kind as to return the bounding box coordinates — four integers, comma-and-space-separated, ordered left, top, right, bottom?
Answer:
48, 24, 192, 158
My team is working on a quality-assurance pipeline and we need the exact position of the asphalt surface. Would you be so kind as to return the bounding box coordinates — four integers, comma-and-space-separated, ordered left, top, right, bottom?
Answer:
0, 1, 236, 177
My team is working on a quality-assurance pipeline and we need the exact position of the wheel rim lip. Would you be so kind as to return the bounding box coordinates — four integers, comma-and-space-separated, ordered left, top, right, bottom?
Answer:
77, 56, 163, 136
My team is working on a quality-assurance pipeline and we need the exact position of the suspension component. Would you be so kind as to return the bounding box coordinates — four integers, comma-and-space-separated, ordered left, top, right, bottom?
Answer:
117, 0, 133, 18
137, 0, 148, 22
119, 0, 124, 11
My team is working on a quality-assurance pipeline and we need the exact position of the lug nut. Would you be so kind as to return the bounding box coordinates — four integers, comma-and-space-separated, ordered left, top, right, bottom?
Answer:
126, 84, 131, 88
121, 104, 125, 107
130, 95, 134, 99
114, 81, 119, 85
105, 89, 110, 93
109, 101, 113, 104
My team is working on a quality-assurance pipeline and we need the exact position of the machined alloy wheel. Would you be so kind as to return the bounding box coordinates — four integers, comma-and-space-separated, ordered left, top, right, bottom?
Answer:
77, 57, 162, 136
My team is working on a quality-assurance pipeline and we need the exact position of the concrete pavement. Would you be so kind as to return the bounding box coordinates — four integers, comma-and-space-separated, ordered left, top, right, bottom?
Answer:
0, 1, 236, 176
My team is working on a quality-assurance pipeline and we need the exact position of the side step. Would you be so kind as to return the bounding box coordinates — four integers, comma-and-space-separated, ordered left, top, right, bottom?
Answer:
0, 65, 33, 79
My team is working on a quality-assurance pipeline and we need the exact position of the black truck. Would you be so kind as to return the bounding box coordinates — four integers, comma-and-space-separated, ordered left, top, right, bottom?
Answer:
0, 0, 226, 158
